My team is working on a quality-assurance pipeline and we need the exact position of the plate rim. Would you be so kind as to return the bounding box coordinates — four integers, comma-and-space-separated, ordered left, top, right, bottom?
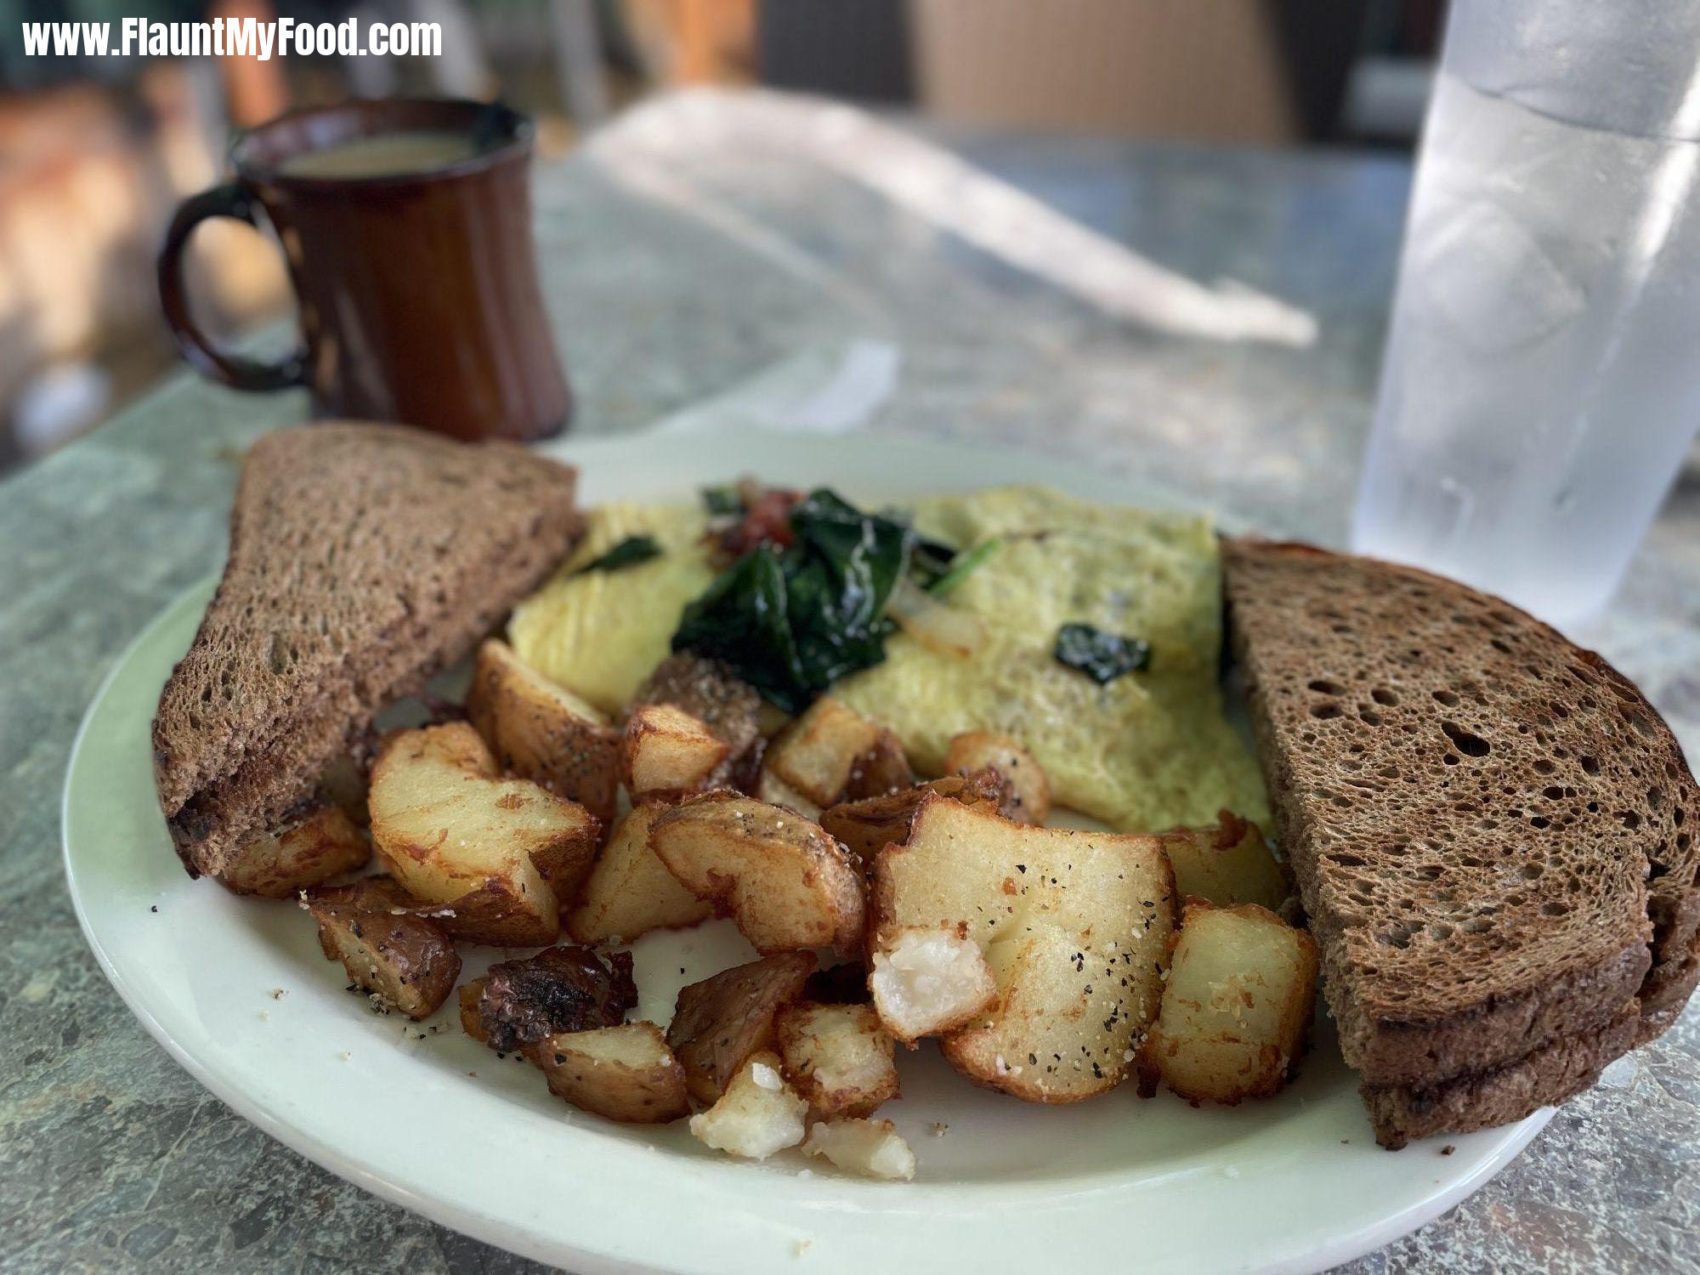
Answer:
62, 427, 1553, 1275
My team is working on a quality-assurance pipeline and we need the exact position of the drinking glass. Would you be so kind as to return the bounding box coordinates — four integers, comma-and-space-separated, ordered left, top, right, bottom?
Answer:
1353, 1, 1700, 627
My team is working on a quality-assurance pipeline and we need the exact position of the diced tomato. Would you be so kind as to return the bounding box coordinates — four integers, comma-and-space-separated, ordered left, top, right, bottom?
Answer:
715, 486, 801, 560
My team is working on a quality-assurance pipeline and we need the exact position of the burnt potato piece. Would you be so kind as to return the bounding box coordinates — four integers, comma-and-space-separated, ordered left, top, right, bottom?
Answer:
305, 878, 460, 1020
462, 945, 638, 1053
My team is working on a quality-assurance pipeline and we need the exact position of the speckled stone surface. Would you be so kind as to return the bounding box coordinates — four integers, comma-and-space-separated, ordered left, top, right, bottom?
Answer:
2, 91, 1696, 1274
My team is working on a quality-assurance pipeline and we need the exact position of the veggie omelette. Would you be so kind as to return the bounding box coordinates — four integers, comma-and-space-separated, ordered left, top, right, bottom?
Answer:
508, 485, 1267, 832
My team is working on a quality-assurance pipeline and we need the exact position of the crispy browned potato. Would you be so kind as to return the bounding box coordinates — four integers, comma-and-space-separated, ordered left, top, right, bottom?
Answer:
844, 728, 915, 800
666, 952, 815, 1105
305, 878, 459, 1019
766, 698, 881, 807
820, 771, 1011, 873
873, 794, 1175, 1102
687, 1052, 808, 1160
221, 805, 370, 898
459, 945, 638, 1053
776, 1002, 899, 1119
650, 793, 865, 954
530, 1022, 690, 1123
466, 639, 620, 823
1155, 811, 1289, 911
1139, 902, 1318, 1104
565, 805, 712, 943
753, 767, 823, 819
619, 703, 730, 802
801, 1118, 916, 1180
943, 732, 1051, 824
630, 653, 762, 765
369, 723, 600, 946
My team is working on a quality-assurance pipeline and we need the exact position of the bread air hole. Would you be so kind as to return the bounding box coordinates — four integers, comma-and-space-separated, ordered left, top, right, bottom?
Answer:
1440, 721, 1491, 757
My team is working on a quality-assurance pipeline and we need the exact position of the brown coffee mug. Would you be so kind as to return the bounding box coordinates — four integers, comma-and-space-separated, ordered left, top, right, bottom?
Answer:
158, 98, 570, 442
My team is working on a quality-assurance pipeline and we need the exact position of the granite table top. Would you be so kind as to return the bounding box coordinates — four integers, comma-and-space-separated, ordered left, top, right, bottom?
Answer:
1, 89, 1695, 1274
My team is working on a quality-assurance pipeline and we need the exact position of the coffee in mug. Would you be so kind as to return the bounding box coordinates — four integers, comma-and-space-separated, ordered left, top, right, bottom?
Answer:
158, 98, 570, 443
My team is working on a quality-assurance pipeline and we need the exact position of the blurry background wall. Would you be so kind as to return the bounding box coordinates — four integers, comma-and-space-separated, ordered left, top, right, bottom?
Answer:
0, 0, 1446, 470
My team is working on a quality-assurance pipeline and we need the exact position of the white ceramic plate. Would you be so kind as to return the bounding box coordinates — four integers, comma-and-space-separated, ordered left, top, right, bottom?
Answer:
65, 431, 1547, 1275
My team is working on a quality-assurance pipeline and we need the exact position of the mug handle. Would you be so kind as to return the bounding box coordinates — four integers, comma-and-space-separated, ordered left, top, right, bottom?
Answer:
157, 181, 308, 392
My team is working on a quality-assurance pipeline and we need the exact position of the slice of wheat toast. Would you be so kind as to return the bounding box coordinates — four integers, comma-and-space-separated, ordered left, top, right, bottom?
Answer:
1362, 1001, 1640, 1148
1223, 539, 1698, 1133
153, 422, 582, 881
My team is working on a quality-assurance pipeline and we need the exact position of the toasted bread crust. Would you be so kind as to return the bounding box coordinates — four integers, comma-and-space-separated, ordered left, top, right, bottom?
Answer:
1356, 940, 1650, 1088
1224, 539, 1699, 1112
1363, 1002, 1640, 1149
153, 423, 582, 879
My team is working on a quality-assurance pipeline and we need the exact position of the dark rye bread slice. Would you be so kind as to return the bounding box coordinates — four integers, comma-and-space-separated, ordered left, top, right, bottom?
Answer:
1222, 540, 1700, 1142
1362, 1000, 1640, 1148
153, 422, 582, 879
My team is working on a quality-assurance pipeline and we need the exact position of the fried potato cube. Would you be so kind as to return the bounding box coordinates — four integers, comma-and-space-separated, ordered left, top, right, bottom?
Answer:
1156, 811, 1289, 911
1139, 902, 1319, 1104
565, 805, 712, 943
766, 698, 881, 807
467, 639, 620, 823
305, 877, 459, 1019
667, 952, 815, 1104
873, 795, 1176, 1102
631, 653, 763, 764
845, 728, 915, 800
753, 767, 823, 819
943, 732, 1051, 825
531, 1022, 690, 1124
688, 1052, 808, 1160
802, 1118, 916, 1181
821, 771, 1010, 873
776, 1002, 900, 1119
221, 805, 370, 898
869, 927, 998, 1044
650, 793, 864, 954
620, 703, 730, 802
369, 723, 600, 945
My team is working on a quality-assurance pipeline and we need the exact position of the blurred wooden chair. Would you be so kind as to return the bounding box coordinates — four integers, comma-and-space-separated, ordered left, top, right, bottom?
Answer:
910, 0, 1303, 145
624, 0, 755, 85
